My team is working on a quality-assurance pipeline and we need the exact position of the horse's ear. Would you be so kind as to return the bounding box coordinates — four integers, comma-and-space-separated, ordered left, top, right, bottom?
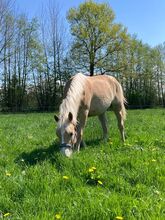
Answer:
54, 115, 59, 122
68, 112, 73, 122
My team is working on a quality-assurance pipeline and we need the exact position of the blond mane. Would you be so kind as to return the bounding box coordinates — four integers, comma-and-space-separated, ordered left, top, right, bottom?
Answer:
59, 73, 86, 125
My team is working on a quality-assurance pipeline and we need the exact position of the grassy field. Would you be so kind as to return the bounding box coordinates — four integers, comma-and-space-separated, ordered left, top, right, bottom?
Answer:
0, 109, 165, 220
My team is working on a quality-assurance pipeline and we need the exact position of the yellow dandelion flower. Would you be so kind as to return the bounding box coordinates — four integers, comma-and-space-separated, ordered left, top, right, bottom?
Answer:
116, 216, 123, 220
63, 175, 69, 180
5, 172, 11, 176
108, 138, 113, 144
97, 180, 103, 185
88, 168, 94, 173
91, 166, 96, 171
55, 213, 61, 219
4, 213, 10, 217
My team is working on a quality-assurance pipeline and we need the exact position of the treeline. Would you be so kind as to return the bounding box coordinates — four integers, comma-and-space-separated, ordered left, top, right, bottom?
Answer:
0, 0, 164, 112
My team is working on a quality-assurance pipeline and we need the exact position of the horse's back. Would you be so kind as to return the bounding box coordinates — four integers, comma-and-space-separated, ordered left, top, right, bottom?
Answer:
63, 73, 125, 117
87, 74, 118, 93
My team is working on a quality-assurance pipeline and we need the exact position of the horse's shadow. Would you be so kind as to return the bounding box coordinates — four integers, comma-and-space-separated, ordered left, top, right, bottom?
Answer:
15, 141, 61, 168
85, 138, 102, 147
15, 138, 103, 169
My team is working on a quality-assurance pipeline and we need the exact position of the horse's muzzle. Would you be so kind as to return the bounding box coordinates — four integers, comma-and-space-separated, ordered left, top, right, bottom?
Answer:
60, 143, 73, 157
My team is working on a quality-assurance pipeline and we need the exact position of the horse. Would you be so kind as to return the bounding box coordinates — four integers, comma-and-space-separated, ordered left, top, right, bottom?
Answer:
54, 73, 126, 157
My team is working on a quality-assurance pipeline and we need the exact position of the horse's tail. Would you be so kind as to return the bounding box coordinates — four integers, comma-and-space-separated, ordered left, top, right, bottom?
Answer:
116, 81, 127, 121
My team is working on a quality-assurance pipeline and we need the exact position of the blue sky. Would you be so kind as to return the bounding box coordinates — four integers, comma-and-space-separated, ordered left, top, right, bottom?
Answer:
15, 0, 165, 47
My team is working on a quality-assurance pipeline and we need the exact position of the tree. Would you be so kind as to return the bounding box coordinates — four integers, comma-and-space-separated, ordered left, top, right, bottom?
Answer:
155, 44, 165, 106
0, 0, 15, 110
36, 0, 67, 110
67, 0, 128, 76
0, 0, 14, 64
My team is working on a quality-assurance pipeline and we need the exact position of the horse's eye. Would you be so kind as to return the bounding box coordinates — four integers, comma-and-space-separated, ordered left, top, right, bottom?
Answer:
70, 132, 73, 136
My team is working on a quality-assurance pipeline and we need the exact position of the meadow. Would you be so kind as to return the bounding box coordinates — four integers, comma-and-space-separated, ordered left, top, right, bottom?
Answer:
0, 109, 165, 220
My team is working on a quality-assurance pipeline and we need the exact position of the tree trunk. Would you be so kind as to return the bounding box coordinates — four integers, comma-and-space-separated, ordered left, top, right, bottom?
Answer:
90, 62, 94, 76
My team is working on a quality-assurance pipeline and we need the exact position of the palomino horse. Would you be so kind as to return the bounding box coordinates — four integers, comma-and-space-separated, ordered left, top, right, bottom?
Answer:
55, 73, 126, 157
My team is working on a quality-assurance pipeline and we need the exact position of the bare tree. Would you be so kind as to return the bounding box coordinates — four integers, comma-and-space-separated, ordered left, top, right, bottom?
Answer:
35, 0, 66, 110
0, 0, 14, 63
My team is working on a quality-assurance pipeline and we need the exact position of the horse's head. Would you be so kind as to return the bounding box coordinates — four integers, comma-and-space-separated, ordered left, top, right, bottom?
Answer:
54, 112, 77, 157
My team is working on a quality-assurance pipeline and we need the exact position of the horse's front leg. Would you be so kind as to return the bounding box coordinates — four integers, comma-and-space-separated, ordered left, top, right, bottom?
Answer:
75, 127, 84, 152
75, 110, 88, 152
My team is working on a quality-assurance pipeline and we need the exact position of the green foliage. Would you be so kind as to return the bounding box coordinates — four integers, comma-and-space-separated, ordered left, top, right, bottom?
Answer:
67, 1, 128, 75
67, 1, 164, 107
68, 1, 115, 38
122, 37, 164, 106
0, 109, 165, 219
0, 1, 164, 111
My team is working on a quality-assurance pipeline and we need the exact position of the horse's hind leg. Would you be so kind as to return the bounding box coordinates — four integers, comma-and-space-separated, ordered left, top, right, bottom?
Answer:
98, 113, 108, 140
113, 105, 125, 141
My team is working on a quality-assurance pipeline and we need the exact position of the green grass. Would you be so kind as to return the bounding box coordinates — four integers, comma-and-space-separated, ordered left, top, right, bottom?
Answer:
0, 109, 165, 220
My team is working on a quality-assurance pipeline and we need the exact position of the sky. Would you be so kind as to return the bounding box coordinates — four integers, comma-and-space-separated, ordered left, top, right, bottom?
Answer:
15, 0, 165, 47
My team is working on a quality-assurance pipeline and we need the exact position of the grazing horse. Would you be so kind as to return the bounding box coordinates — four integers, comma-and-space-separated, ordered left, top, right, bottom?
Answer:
54, 73, 126, 157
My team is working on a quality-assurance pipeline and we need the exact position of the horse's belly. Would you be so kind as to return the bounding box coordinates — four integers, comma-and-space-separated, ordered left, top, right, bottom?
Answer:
89, 96, 111, 116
